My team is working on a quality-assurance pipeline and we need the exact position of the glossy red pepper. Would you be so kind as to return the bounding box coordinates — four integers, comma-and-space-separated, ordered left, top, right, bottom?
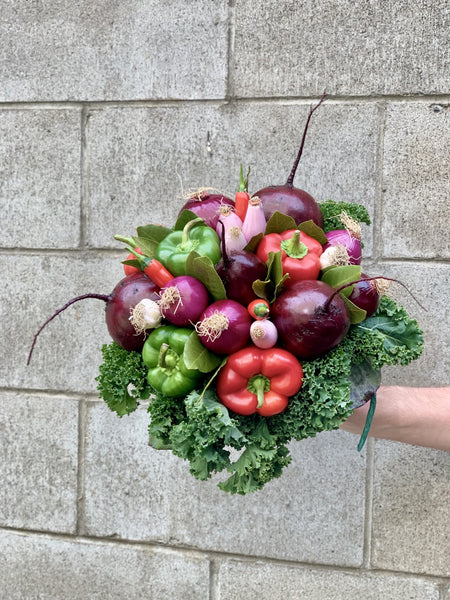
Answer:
216, 346, 303, 417
256, 229, 322, 286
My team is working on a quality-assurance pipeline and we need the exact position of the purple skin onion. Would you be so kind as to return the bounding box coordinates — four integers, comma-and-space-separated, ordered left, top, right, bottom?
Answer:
178, 193, 234, 229
196, 299, 252, 354
159, 276, 210, 326
323, 229, 362, 265
348, 274, 381, 317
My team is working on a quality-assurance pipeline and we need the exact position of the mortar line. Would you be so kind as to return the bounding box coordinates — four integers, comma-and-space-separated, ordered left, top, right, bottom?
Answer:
372, 100, 387, 261
209, 558, 220, 600
79, 107, 89, 248
76, 399, 87, 536
0, 94, 448, 111
362, 438, 375, 568
225, 0, 236, 102
1, 524, 450, 584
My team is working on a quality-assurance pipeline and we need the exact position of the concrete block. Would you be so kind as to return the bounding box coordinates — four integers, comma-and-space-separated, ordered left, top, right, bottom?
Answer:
363, 261, 449, 386
84, 403, 367, 566
381, 103, 450, 259
0, 109, 81, 249
0, 392, 78, 533
0, 1, 228, 102
371, 440, 450, 576
217, 559, 440, 600
231, 0, 450, 97
0, 253, 123, 393
0, 530, 210, 600
86, 102, 378, 254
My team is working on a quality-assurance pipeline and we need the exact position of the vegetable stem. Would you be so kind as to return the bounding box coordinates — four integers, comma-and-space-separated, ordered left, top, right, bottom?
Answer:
286, 91, 327, 187
280, 230, 309, 259
181, 217, 204, 248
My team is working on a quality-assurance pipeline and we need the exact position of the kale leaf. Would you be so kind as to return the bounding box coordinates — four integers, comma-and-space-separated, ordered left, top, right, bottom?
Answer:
96, 342, 151, 417
319, 199, 371, 232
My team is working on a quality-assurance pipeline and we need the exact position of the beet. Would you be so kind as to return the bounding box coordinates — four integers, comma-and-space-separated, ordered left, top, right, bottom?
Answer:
254, 93, 327, 228
215, 251, 267, 306
105, 273, 160, 351
271, 280, 350, 359
27, 272, 160, 364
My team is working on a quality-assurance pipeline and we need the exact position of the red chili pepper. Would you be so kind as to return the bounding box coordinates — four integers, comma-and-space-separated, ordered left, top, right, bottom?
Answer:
123, 247, 143, 276
126, 247, 174, 288
216, 346, 303, 417
256, 229, 322, 286
234, 165, 250, 221
247, 299, 270, 320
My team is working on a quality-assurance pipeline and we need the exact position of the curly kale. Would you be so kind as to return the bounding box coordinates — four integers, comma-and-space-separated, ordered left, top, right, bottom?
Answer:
96, 342, 151, 417
98, 295, 423, 494
319, 199, 371, 232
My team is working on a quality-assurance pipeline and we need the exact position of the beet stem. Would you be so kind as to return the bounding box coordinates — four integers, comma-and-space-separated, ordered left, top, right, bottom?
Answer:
27, 293, 109, 365
286, 91, 328, 188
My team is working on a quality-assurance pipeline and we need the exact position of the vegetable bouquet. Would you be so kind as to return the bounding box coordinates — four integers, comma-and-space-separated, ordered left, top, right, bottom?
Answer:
29, 97, 423, 494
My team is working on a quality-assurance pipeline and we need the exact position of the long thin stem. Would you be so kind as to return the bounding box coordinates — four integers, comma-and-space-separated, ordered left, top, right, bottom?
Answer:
27, 293, 109, 365
286, 91, 328, 187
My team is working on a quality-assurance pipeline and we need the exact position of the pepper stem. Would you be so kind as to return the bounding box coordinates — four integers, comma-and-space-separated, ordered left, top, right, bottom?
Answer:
247, 374, 271, 408
158, 343, 178, 370
115, 234, 137, 248
125, 246, 151, 270
239, 164, 251, 192
280, 230, 309, 259
181, 217, 204, 248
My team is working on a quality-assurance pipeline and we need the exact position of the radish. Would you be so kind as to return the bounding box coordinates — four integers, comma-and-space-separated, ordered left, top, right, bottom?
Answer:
159, 275, 209, 326
253, 93, 327, 227
271, 280, 351, 358
27, 272, 160, 363
250, 319, 278, 349
196, 300, 252, 354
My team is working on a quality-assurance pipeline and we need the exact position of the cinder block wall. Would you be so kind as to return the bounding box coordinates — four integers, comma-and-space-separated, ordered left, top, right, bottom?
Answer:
1, 2, 449, 598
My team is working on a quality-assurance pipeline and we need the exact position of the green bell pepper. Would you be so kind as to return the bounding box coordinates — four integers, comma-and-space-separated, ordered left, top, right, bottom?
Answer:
142, 325, 202, 397
155, 218, 221, 276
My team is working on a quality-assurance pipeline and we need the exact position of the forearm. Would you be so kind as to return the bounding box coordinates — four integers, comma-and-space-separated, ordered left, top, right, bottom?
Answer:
340, 386, 450, 452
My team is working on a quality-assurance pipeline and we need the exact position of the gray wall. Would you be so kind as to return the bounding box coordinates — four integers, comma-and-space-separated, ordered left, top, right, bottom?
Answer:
1, 1, 449, 598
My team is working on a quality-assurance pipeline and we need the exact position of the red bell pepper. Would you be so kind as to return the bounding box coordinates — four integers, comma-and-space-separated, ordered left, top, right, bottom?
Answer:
256, 229, 322, 286
216, 346, 303, 417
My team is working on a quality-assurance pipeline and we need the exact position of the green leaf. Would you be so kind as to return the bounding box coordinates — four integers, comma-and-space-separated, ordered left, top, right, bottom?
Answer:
183, 331, 223, 373
185, 252, 227, 301
297, 220, 328, 244
356, 310, 424, 356
252, 250, 289, 302
135, 223, 172, 257
264, 211, 296, 234
243, 232, 264, 253
342, 296, 367, 324
174, 209, 202, 231
321, 265, 362, 297
121, 259, 141, 269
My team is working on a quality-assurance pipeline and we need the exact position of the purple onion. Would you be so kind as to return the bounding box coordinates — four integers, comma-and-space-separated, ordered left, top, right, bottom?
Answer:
178, 192, 234, 229
323, 229, 362, 265
196, 299, 251, 354
159, 276, 209, 326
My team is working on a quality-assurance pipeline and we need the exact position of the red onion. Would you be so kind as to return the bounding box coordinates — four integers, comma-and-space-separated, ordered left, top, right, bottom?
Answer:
159, 276, 209, 326
196, 300, 251, 354
178, 191, 234, 229
323, 212, 362, 265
